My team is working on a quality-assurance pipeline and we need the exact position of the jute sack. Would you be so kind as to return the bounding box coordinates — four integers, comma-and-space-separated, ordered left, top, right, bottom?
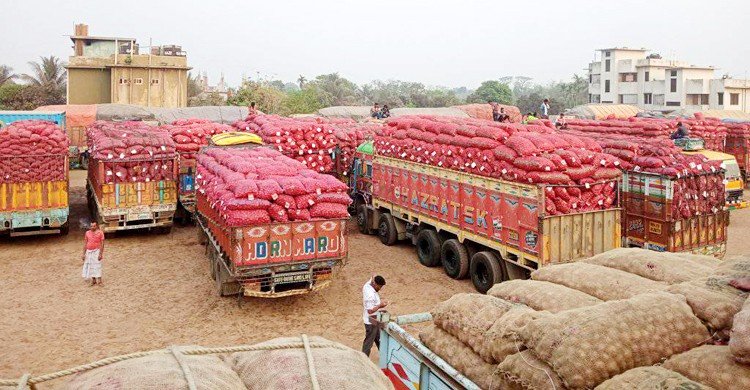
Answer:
666, 275, 748, 332
498, 350, 566, 390
594, 366, 711, 390
583, 248, 717, 284
487, 280, 602, 312
431, 293, 517, 362
730, 297, 750, 364
483, 305, 548, 364
530, 262, 668, 301
65, 348, 246, 389
518, 292, 710, 390
672, 252, 722, 268
713, 255, 750, 276
419, 325, 503, 390
663, 345, 750, 390
228, 336, 393, 390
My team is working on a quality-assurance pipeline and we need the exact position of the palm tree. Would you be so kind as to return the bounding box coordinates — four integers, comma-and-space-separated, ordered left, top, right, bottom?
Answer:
21, 56, 66, 90
0, 65, 16, 85
297, 75, 307, 89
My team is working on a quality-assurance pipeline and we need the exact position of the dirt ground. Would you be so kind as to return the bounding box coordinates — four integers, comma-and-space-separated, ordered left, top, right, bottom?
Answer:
0, 170, 474, 380
0, 172, 748, 380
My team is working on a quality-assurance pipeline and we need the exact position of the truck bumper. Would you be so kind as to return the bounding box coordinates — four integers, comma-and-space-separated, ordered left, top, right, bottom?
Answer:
0, 208, 69, 235
98, 204, 176, 233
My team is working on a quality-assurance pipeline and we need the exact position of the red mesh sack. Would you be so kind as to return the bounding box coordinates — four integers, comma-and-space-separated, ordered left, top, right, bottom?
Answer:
309, 202, 349, 218
225, 210, 271, 226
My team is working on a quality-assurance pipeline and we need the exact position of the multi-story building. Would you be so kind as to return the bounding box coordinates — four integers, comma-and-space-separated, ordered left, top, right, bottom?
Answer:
66, 24, 191, 108
587, 47, 750, 113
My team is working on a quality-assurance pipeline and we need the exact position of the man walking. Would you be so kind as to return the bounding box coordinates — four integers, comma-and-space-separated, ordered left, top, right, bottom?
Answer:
82, 221, 105, 286
362, 275, 387, 356
539, 98, 550, 119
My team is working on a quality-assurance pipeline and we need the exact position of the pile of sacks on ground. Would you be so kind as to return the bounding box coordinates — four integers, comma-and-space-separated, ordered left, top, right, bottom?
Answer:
196, 147, 350, 226
0, 120, 68, 183
564, 115, 727, 151
420, 248, 750, 390
86, 121, 177, 184
452, 103, 523, 123
376, 115, 621, 215
162, 118, 233, 160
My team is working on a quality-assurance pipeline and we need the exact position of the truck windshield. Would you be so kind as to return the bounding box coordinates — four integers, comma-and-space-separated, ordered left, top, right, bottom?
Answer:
724, 160, 741, 180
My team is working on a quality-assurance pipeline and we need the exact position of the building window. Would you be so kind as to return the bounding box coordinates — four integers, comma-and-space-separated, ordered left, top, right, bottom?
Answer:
644, 93, 653, 104
605, 60, 610, 72
644, 71, 649, 82
151, 79, 160, 85
666, 101, 681, 107
701, 94, 709, 105
688, 94, 709, 105
619, 94, 637, 104
619, 73, 637, 82
590, 94, 601, 103
654, 94, 665, 105
605, 80, 610, 92
718, 93, 724, 105
731, 93, 740, 105
118, 78, 128, 85
605, 51, 611, 57
133, 78, 144, 85
670, 70, 677, 77
670, 78, 677, 93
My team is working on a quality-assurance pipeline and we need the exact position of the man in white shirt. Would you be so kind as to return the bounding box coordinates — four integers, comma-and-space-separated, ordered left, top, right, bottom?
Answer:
362, 275, 388, 356
539, 98, 550, 119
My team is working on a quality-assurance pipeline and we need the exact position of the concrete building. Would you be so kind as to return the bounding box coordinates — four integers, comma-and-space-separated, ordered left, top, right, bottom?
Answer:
587, 47, 750, 113
66, 24, 191, 108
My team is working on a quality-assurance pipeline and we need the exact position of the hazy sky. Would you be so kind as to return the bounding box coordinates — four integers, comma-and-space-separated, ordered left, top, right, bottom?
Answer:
2, 0, 748, 89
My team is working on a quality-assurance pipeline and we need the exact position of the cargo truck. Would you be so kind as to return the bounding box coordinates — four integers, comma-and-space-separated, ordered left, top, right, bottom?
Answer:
87, 157, 177, 234
0, 113, 70, 236
196, 133, 349, 298
174, 153, 197, 224
350, 147, 622, 293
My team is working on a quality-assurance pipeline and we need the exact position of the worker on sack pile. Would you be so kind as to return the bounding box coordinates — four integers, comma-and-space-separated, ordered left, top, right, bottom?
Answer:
81, 221, 105, 286
523, 112, 538, 124
489, 101, 499, 121
370, 103, 383, 119
555, 113, 568, 129
248, 101, 258, 116
362, 275, 388, 356
539, 98, 550, 119
380, 104, 391, 118
497, 107, 510, 123
670, 122, 690, 139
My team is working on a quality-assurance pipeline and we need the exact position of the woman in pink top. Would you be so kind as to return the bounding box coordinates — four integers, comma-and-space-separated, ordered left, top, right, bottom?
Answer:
82, 221, 105, 286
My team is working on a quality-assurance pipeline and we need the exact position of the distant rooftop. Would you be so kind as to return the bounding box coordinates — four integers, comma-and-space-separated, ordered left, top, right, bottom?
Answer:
69, 35, 136, 43
598, 47, 649, 52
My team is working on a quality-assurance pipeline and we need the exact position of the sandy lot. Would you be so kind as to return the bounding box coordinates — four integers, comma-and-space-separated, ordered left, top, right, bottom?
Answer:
0, 172, 748, 380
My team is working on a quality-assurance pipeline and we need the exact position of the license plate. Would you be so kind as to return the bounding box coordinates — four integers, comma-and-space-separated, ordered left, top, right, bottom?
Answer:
128, 212, 151, 221
273, 272, 310, 285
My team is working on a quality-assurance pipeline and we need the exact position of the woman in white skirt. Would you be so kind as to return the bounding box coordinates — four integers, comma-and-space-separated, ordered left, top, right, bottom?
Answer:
82, 221, 105, 286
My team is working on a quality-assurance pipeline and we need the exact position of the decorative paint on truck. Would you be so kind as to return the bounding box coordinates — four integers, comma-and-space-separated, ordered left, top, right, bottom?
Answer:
235, 220, 346, 265
374, 159, 543, 255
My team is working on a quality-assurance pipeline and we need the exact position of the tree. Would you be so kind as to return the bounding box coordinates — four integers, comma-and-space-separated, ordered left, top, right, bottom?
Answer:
187, 72, 202, 99
0, 65, 16, 86
188, 92, 226, 107
227, 80, 285, 114
309, 73, 362, 106
466, 80, 513, 104
297, 75, 307, 89
0, 84, 64, 110
280, 85, 327, 116
21, 56, 66, 90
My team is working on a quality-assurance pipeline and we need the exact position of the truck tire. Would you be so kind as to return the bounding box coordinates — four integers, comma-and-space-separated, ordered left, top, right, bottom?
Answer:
59, 222, 69, 236
470, 251, 504, 293
378, 213, 398, 246
357, 205, 371, 234
154, 225, 172, 235
441, 239, 469, 279
215, 261, 239, 296
416, 229, 441, 267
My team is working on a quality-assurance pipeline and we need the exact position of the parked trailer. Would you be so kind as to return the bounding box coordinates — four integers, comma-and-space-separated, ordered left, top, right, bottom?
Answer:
196, 193, 348, 298
352, 153, 622, 292
378, 312, 480, 390
86, 157, 177, 233
621, 171, 728, 257
0, 110, 65, 129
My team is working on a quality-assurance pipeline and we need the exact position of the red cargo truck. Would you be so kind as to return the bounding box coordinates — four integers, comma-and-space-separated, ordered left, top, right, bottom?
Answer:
195, 134, 348, 298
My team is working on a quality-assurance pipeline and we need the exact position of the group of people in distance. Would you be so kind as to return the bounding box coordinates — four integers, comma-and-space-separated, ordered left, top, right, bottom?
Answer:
370, 103, 391, 119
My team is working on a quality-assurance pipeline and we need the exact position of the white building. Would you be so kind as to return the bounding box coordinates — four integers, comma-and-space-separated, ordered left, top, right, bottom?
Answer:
588, 47, 750, 113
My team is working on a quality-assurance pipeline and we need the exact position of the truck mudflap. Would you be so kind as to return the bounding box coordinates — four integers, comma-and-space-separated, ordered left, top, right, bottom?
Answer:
378, 312, 481, 390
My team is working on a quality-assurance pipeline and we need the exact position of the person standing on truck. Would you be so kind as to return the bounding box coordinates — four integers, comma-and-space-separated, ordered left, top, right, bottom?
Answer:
539, 98, 550, 119
362, 275, 388, 356
81, 221, 105, 286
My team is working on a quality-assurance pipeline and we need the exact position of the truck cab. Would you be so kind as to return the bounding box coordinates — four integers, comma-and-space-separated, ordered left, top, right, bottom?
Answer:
348, 140, 374, 224
678, 141, 747, 210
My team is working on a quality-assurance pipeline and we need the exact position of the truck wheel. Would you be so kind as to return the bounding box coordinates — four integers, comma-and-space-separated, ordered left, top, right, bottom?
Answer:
154, 226, 172, 235
59, 222, 69, 236
416, 229, 441, 267
470, 251, 504, 293
357, 205, 371, 234
215, 261, 238, 296
441, 239, 469, 279
378, 213, 398, 246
